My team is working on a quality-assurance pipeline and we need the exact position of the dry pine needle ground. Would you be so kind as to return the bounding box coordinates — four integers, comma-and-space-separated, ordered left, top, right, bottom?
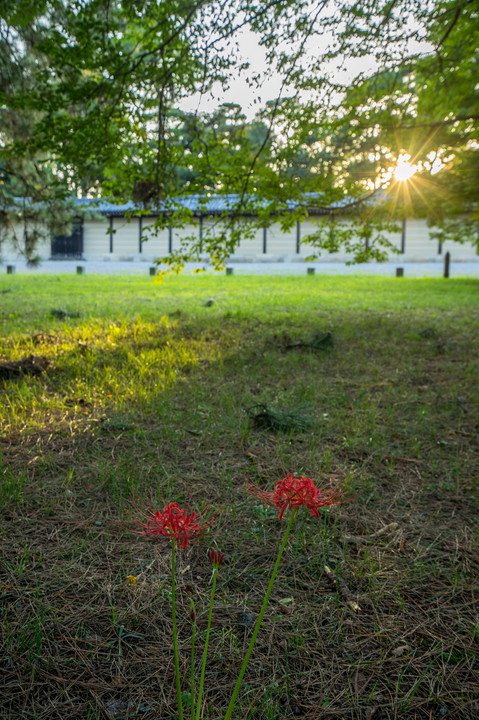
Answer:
0, 275, 478, 720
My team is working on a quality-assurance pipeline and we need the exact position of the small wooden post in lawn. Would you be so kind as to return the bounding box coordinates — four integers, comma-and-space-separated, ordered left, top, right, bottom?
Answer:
444, 252, 450, 279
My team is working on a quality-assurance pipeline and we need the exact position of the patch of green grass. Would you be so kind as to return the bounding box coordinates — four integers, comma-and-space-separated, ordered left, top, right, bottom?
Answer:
0, 273, 478, 719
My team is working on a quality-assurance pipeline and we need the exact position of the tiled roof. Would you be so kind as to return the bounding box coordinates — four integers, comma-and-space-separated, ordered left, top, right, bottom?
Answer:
74, 192, 362, 217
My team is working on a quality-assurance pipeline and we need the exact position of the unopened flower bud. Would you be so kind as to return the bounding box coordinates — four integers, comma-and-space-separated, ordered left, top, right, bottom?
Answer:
208, 548, 224, 569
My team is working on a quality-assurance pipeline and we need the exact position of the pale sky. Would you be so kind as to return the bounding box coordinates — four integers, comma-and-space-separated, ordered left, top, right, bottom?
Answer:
180, 28, 286, 118
180, 12, 431, 120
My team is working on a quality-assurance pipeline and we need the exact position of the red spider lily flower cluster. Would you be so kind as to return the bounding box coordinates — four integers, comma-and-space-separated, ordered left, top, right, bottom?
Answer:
248, 473, 347, 520
131, 500, 216, 550
208, 548, 224, 569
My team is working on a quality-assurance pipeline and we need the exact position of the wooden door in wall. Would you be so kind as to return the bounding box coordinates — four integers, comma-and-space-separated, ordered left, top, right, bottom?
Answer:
51, 220, 83, 258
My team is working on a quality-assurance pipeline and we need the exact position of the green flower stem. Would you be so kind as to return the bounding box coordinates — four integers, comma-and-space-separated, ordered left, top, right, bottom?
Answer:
190, 601, 196, 720
171, 541, 184, 720
223, 507, 299, 720
195, 566, 219, 720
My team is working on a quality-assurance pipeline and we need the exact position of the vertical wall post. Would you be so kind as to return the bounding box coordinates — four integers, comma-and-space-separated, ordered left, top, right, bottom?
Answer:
199, 215, 203, 253
296, 220, 301, 254
263, 226, 267, 254
401, 217, 406, 254
109, 216, 113, 253
79, 219, 84, 257
168, 225, 173, 254
438, 238, 443, 255
138, 216, 143, 254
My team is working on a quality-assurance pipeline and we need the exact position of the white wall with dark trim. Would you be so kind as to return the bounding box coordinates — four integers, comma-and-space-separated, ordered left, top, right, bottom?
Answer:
1, 213, 477, 263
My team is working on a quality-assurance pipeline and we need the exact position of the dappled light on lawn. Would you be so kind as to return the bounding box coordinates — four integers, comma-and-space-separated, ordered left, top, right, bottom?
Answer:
0, 275, 478, 719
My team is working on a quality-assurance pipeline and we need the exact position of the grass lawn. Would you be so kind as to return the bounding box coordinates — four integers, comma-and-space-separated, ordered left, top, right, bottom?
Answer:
0, 273, 478, 720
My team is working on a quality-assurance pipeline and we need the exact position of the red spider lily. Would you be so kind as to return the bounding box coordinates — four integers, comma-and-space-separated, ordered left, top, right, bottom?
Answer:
130, 500, 216, 550
208, 548, 224, 569
247, 473, 347, 520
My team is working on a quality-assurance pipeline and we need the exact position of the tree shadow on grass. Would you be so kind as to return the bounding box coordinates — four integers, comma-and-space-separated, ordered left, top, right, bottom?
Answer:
1, 308, 478, 719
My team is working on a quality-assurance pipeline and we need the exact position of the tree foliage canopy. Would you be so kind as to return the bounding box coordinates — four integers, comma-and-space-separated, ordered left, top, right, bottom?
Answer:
1, 0, 477, 266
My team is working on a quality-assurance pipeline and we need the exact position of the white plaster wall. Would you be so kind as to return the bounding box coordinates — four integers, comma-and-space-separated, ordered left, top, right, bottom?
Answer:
201, 216, 228, 248
172, 220, 200, 253
403, 219, 439, 261
202, 216, 224, 237
234, 223, 264, 256
4, 212, 478, 265
379, 226, 403, 258
37, 233, 51, 258
267, 221, 297, 255
300, 218, 355, 262
1, 223, 51, 260
201, 217, 257, 259
111, 217, 138, 257
302, 220, 405, 262
198, 217, 228, 259
140, 217, 170, 258
83, 219, 110, 257
207, 217, 262, 257
299, 218, 326, 259
442, 238, 478, 260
